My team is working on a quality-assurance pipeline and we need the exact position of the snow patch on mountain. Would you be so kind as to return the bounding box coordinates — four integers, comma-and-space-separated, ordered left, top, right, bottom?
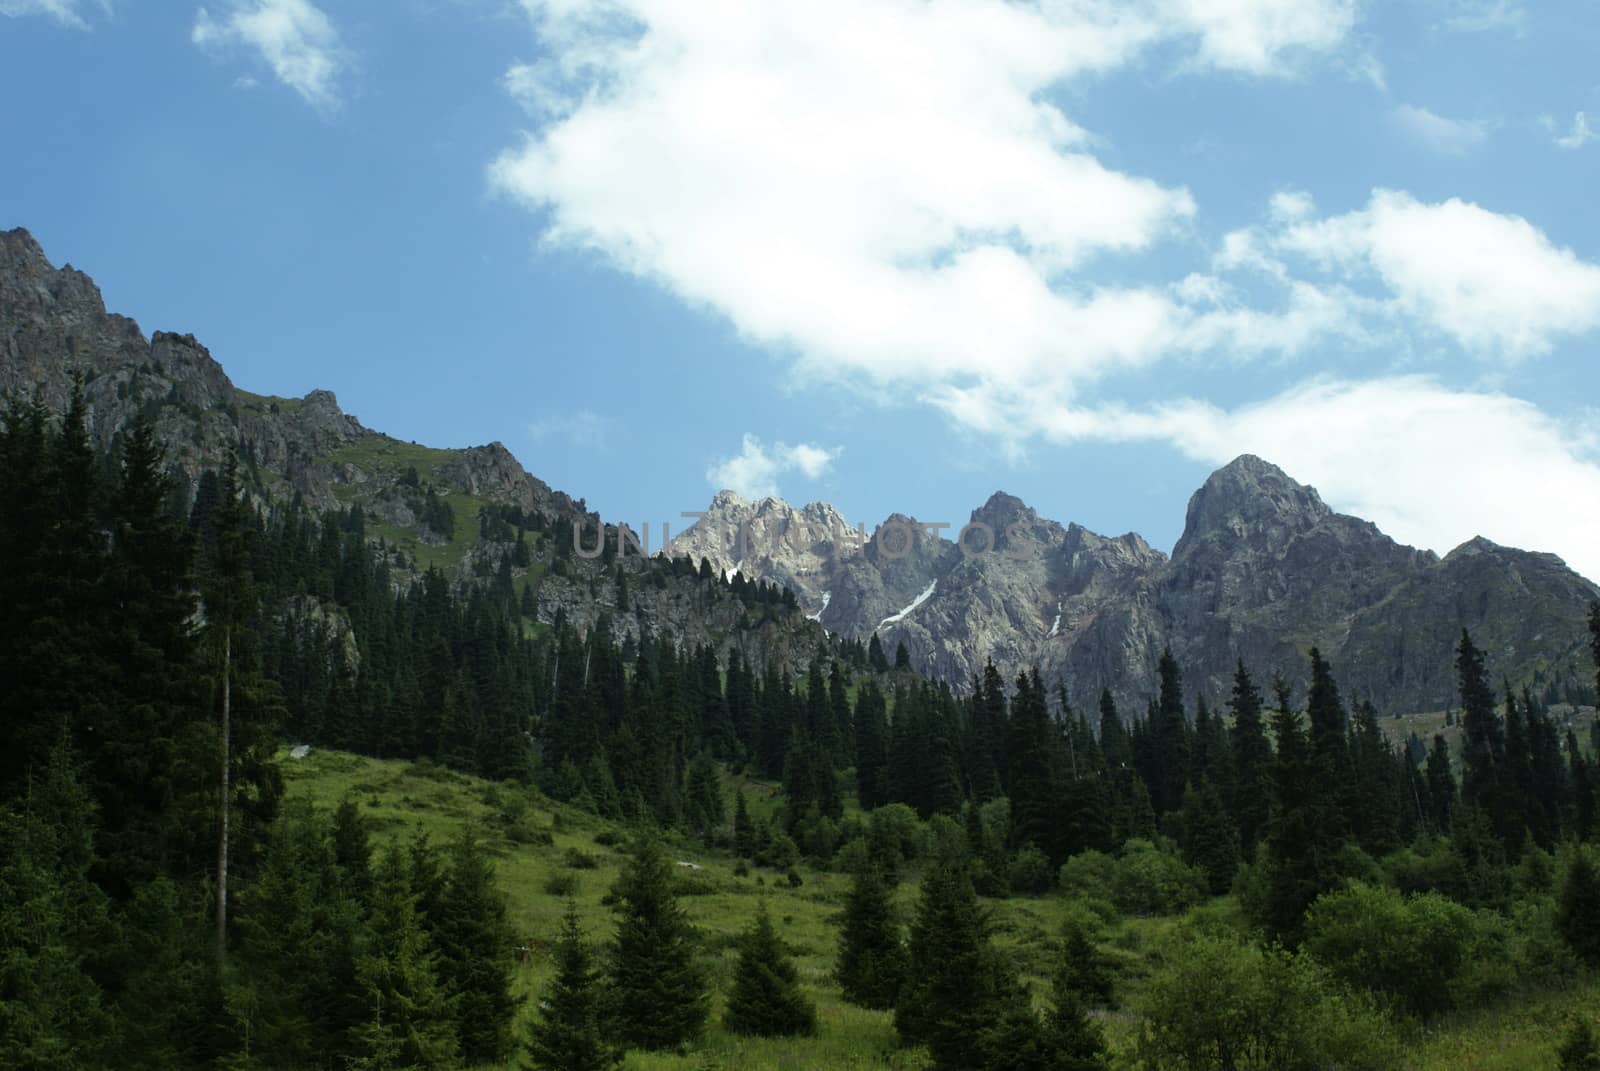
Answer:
878, 581, 937, 630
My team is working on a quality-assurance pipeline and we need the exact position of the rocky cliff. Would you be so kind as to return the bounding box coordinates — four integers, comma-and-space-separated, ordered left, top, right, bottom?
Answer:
674, 456, 1599, 714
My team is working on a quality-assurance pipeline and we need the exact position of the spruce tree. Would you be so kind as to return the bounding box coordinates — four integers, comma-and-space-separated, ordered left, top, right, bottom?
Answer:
230, 801, 367, 1069
1559, 848, 1600, 967
1457, 630, 1511, 846
1042, 926, 1113, 1071
525, 905, 622, 1071
835, 862, 908, 1009
1426, 734, 1457, 834
1180, 779, 1240, 895
1150, 649, 1190, 814
436, 828, 517, 1064
1228, 661, 1272, 858
724, 901, 817, 1037
349, 847, 459, 1070
896, 840, 1014, 1071
1262, 677, 1340, 944
0, 748, 117, 1071
606, 831, 709, 1050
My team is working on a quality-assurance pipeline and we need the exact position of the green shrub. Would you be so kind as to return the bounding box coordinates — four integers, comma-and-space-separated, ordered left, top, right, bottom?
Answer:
1059, 850, 1117, 903
1303, 883, 1478, 1020
1006, 843, 1055, 896
561, 847, 601, 870
1111, 840, 1207, 917
543, 872, 580, 897
1137, 931, 1400, 1070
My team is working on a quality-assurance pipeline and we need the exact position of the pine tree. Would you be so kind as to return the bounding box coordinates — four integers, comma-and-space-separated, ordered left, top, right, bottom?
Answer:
1149, 649, 1190, 814
1305, 648, 1353, 839
606, 832, 709, 1050
525, 905, 622, 1071
896, 841, 1014, 1071
436, 828, 517, 1064
835, 863, 908, 1009
1426, 734, 1457, 835
854, 681, 890, 810
724, 901, 818, 1037
1457, 630, 1511, 847
895, 641, 912, 670
0, 747, 117, 1071
1180, 779, 1240, 895
1559, 848, 1600, 967
1042, 926, 1113, 1071
1262, 676, 1340, 944
230, 801, 367, 1069
349, 848, 460, 1069
1228, 662, 1272, 858
868, 634, 889, 672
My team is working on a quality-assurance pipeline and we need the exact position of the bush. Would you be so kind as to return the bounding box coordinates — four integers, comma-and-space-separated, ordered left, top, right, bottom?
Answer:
1059, 850, 1117, 903
1111, 840, 1207, 917
561, 847, 601, 870
506, 818, 554, 847
1006, 843, 1055, 897
544, 872, 580, 897
866, 804, 926, 874
593, 829, 624, 848
1303, 883, 1479, 1020
755, 833, 800, 872
785, 868, 804, 888
1137, 931, 1400, 1070
1560, 1018, 1600, 1071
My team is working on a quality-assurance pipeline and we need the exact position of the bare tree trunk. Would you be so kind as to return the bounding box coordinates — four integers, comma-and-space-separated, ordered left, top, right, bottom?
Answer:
216, 626, 231, 967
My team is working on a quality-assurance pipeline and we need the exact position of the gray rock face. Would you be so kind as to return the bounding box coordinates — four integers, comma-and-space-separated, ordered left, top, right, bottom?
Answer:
0, 226, 578, 558
674, 456, 1599, 715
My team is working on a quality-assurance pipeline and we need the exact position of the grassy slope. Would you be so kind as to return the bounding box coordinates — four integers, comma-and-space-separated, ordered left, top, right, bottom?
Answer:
280, 748, 1600, 1070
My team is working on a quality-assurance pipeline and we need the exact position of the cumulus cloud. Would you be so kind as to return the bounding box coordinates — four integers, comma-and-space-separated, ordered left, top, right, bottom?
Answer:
528, 409, 611, 449
1264, 189, 1600, 359
1392, 104, 1492, 155
0, 0, 103, 27
707, 435, 840, 500
492, 0, 1368, 400
192, 0, 350, 112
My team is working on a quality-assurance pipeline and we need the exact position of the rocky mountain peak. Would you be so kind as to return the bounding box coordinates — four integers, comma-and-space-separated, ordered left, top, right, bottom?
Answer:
1174, 453, 1332, 557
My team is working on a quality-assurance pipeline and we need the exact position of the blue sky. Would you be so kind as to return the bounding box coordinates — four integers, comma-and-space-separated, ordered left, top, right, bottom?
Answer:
3, 0, 1599, 578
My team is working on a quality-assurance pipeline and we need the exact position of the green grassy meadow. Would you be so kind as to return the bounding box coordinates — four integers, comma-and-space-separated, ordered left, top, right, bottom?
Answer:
280, 747, 1600, 1070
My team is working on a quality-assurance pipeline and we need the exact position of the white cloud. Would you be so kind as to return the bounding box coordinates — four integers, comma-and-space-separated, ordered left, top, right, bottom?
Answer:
1266, 189, 1600, 359
1549, 112, 1596, 151
1392, 103, 1492, 155
1167, 0, 1360, 77
706, 434, 841, 500
192, 0, 350, 112
1443, 0, 1526, 35
492, 0, 1367, 399
528, 409, 611, 449
0, 0, 102, 27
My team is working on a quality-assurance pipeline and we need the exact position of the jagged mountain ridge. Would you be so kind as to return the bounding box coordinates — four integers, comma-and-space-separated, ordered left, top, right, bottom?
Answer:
0, 226, 827, 671
674, 457, 1600, 715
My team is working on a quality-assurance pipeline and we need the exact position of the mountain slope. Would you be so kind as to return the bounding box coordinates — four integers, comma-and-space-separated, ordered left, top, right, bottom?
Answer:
0, 226, 830, 672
